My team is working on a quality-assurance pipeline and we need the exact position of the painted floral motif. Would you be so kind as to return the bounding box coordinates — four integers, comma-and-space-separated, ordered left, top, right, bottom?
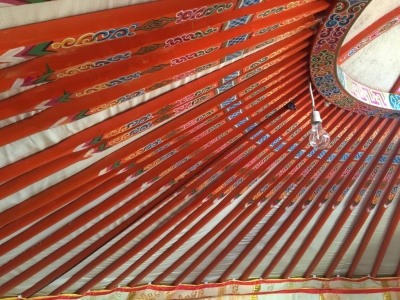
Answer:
171, 46, 219, 65
314, 27, 346, 51
175, 3, 233, 24
51, 33, 95, 49
164, 28, 218, 48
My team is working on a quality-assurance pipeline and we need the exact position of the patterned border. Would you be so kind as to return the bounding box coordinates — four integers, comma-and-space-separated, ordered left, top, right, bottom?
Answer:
3, 277, 400, 300
337, 67, 400, 117
310, 0, 400, 118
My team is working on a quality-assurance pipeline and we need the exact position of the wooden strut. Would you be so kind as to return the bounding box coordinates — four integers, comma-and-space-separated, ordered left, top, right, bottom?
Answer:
0, 17, 319, 135
370, 181, 400, 277
2, 70, 310, 276
236, 111, 356, 280
0, 40, 310, 187
281, 117, 388, 278
346, 162, 400, 277
304, 120, 398, 278
1, 85, 302, 244
259, 114, 368, 278
0, 65, 308, 251
0, 12, 303, 116
0, 52, 307, 228
325, 137, 400, 277
190, 108, 341, 285
123, 97, 323, 287
36, 74, 310, 292
0, 1, 323, 92
0, 69, 309, 274
152, 97, 329, 286
0, 69, 309, 282
0, 46, 310, 201
70, 78, 313, 294
218, 111, 362, 281
20, 135, 232, 297
0, 0, 240, 52
49, 103, 296, 292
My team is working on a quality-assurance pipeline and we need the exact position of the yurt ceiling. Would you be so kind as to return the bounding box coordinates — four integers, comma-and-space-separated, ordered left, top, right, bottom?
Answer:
0, 0, 399, 298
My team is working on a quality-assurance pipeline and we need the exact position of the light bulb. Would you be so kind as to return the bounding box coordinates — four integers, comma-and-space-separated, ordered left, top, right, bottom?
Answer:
309, 122, 330, 149
309, 111, 330, 149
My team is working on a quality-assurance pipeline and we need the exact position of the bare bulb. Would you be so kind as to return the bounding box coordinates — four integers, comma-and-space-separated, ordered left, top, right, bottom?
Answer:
309, 122, 330, 149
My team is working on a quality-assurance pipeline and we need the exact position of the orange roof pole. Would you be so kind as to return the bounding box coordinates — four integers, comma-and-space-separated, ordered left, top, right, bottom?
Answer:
127, 196, 256, 286
0, 43, 296, 228
151, 100, 334, 285
326, 142, 400, 277
10, 78, 295, 294
218, 111, 350, 282
192, 108, 341, 284
187, 122, 321, 283
7, 90, 272, 292
304, 120, 398, 277
163, 205, 260, 284
282, 118, 387, 278
1, 84, 269, 280
370, 186, 400, 277
238, 112, 356, 280
68, 79, 311, 293
0, 37, 311, 206
0, 0, 311, 92
0, 41, 309, 188
125, 93, 316, 286
261, 114, 368, 278
51, 164, 225, 294
1, 110, 227, 252
347, 165, 400, 277
152, 201, 248, 285
159, 101, 334, 285
0, 172, 112, 241
166, 108, 320, 285
22, 203, 159, 297
1, 166, 195, 296
2, 53, 310, 250
17, 75, 316, 296
0, 0, 241, 52
0, 108, 248, 288
0, 24, 316, 146
23, 111, 246, 295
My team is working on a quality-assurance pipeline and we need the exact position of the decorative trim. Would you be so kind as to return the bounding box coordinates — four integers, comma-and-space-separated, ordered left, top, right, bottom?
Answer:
4, 278, 400, 300
337, 67, 400, 117
310, 0, 400, 117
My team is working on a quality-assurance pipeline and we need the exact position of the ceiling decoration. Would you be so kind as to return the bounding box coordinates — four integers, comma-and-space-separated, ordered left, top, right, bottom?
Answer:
310, 0, 400, 116
0, 0, 399, 299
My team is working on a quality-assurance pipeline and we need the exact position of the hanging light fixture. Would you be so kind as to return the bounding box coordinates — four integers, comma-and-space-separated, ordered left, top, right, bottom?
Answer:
308, 81, 330, 149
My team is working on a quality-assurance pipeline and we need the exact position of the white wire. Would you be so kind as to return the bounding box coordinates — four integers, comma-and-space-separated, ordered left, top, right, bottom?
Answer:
309, 81, 316, 111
